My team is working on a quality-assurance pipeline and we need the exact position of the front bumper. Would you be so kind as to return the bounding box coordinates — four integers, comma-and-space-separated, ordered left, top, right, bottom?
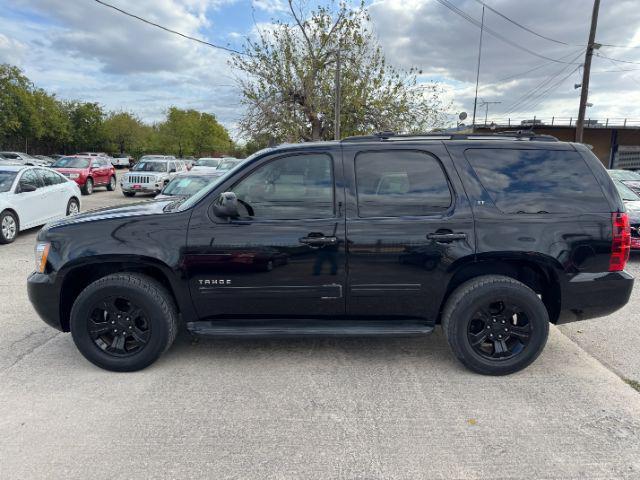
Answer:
557, 270, 634, 324
121, 181, 162, 194
27, 271, 64, 331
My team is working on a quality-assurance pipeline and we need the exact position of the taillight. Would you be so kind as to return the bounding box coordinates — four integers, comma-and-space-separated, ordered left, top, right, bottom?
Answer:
610, 212, 631, 272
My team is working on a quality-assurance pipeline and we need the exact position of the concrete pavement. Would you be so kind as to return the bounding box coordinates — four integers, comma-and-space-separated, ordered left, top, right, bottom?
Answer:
1, 188, 639, 479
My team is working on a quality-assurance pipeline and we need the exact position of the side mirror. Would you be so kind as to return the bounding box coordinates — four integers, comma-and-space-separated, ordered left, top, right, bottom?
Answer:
19, 183, 37, 193
213, 191, 239, 218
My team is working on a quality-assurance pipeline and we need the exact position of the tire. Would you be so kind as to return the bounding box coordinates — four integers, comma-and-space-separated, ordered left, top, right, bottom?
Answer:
107, 176, 116, 191
123, 191, 136, 197
0, 210, 18, 244
66, 198, 80, 216
82, 177, 94, 195
70, 273, 178, 372
442, 275, 549, 376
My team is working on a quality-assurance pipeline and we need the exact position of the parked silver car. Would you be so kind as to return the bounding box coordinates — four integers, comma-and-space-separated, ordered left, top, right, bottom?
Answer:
120, 159, 188, 197
0, 152, 49, 167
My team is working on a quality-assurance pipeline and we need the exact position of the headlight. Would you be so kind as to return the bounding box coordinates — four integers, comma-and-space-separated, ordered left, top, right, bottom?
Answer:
69, 173, 80, 179
34, 242, 51, 273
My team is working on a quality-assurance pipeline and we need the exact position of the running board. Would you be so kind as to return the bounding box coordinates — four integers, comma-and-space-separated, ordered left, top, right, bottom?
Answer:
186, 319, 434, 337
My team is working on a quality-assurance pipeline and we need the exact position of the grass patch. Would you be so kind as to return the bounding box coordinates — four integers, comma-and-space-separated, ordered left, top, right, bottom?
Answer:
624, 379, 640, 392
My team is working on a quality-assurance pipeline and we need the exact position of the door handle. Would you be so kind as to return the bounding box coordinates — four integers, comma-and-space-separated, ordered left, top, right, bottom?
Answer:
426, 232, 467, 242
299, 235, 338, 246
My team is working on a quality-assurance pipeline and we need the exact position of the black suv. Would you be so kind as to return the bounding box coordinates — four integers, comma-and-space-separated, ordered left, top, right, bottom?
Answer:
27, 133, 634, 374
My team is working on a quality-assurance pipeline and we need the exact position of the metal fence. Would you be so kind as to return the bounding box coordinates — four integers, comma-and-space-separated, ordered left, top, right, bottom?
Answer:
471, 117, 640, 128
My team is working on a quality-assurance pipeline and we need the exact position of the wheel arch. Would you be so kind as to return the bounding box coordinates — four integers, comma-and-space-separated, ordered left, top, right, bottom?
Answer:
1, 208, 20, 231
58, 257, 183, 332
441, 254, 562, 324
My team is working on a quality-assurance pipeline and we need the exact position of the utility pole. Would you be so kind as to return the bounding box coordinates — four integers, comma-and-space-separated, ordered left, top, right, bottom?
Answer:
472, 5, 485, 132
576, 0, 600, 143
479, 99, 501, 125
334, 43, 341, 141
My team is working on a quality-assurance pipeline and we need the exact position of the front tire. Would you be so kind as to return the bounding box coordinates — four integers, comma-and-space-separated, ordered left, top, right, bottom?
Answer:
0, 210, 18, 244
66, 198, 80, 216
107, 175, 116, 191
442, 275, 549, 376
70, 273, 178, 372
82, 177, 94, 195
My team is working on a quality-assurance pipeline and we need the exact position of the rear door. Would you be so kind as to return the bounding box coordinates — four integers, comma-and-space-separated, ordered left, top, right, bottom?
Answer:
343, 143, 475, 321
36, 168, 68, 218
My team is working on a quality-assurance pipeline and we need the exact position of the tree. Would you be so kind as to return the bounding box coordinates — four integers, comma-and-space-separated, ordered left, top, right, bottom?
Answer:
66, 101, 105, 151
231, 1, 449, 143
157, 107, 232, 157
103, 111, 147, 154
0, 64, 37, 149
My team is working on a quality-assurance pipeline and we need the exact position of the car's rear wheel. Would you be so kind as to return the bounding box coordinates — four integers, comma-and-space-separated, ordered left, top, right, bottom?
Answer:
0, 210, 18, 244
107, 176, 116, 191
70, 273, 178, 372
442, 275, 549, 375
123, 191, 135, 197
82, 178, 93, 195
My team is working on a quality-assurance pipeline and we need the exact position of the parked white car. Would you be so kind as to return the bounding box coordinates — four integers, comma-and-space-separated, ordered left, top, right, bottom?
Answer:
0, 152, 49, 167
0, 165, 81, 244
120, 159, 188, 197
191, 157, 221, 172
111, 154, 132, 168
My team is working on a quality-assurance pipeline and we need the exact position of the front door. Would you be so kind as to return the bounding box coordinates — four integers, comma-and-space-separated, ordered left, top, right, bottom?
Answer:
342, 144, 475, 322
13, 169, 49, 227
185, 150, 346, 320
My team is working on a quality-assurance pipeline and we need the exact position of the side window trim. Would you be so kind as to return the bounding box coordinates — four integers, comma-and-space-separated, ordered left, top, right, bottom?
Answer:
353, 148, 455, 219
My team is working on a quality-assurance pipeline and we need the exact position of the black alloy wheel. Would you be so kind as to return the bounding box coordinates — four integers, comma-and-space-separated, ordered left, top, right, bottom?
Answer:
466, 300, 532, 360
87, 296, 151, 357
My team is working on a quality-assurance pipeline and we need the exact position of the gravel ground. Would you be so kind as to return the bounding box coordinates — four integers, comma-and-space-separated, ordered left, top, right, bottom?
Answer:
1, 186, 639, 480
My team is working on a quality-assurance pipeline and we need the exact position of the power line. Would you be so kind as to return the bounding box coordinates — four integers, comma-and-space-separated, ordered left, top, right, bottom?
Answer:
494, 48, 584, 83
595, 52, 640, 65
502, 50, 584, 114
93, 0, 244, 55
433, 0, 580, 65
522, 66, 581, 113
472, 0, 570, 46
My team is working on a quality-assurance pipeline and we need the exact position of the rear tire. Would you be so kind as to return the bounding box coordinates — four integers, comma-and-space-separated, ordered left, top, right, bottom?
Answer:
123, 191, 135, 197
70, 273, 178, 372
0, 210, 18, 244
442, 275, 549, 376
107, 176, 116, 191
82, 178, 94, 195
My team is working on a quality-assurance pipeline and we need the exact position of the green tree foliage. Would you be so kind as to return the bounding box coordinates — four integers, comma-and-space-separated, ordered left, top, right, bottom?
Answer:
0, 64, 235, 157
232, 0, 450, 143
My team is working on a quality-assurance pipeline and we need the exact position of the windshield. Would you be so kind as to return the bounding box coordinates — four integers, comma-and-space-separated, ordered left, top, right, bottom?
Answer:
218, 159, 239, 170
615, 180, 640, 201
163, 176, 215, 196
52, 157, 91, 168
0, 153, 19, 159
132, 161, 167, 172
0, 171, 17, 192
609, 169, 640, 182
195, 159, 220, 168
175, 148, 271, 212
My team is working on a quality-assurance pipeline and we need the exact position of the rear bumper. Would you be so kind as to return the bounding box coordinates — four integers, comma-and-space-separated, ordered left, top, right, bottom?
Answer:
557, 271, 634, 324
27, 272, 63, 331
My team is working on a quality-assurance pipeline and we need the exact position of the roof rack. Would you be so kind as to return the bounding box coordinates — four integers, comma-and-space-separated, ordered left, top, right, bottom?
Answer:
341, 131, 559, 142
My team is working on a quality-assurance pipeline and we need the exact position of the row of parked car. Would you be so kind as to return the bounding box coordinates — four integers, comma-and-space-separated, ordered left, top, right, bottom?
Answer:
0, 153, 244, 244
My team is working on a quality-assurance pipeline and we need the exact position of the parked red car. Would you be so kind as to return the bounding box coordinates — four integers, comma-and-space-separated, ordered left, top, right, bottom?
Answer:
52, 155, 117, 195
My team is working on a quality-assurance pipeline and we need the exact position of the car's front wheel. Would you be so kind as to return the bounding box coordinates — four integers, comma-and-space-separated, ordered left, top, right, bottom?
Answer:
66, 198, 80, 216
70, 273, 178, 371
82, 178, 94, 195
442, 275, 549, 376
107, 176, 116, 191
0, 210, 18, 244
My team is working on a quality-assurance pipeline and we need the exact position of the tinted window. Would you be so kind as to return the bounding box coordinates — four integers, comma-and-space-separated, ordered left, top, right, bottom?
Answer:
38, 169, 64, 186
466, 148, 608, 214
355, 150, 452, 217
132, 161, 167, 172
19, 169, 42, 189
234, 154, 334, 220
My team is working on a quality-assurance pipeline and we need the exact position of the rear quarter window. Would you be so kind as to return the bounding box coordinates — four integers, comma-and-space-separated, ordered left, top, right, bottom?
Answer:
465, 148, 609, 214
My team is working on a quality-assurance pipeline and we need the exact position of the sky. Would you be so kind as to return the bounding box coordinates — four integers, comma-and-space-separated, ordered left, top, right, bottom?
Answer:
1, 0, 640, 137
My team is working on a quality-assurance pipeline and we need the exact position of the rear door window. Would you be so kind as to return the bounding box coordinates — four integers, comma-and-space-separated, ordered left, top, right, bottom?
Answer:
355, 150, 452, 217
465, 148, 608, 213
